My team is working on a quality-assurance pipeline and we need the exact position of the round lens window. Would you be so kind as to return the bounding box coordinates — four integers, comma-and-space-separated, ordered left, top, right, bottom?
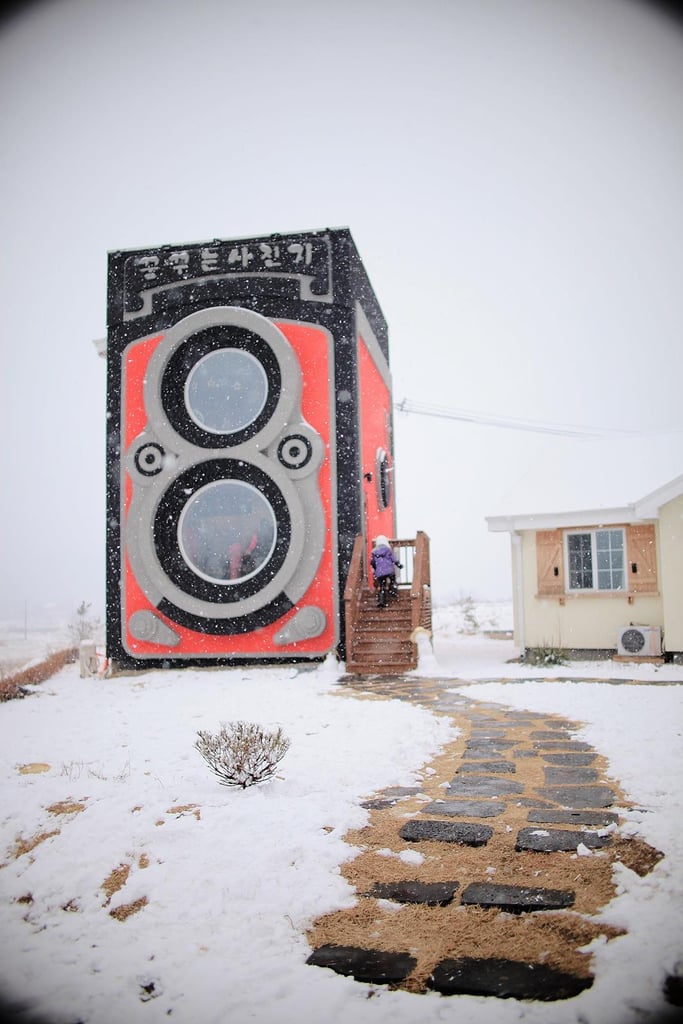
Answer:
185, 349, 268, 434
178, 480, 277, 584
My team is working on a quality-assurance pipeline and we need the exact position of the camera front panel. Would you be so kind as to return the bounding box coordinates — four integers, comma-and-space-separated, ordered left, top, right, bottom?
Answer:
119, 307, 337, 661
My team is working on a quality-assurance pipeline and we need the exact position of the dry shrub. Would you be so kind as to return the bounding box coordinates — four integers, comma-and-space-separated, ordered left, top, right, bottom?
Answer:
195, 721, 290, 788
0, 648, 77, 702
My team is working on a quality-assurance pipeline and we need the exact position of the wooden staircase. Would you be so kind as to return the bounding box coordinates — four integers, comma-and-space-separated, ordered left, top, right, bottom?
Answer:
344, 532, 432, 675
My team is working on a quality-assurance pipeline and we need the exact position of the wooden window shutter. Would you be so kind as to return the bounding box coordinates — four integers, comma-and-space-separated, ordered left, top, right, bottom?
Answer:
627, 523, 658, 593
536, 529, 565, 595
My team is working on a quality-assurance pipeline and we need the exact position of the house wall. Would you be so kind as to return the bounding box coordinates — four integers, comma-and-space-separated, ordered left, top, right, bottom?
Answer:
659, 493, 683, 653
518, 530, 664, 651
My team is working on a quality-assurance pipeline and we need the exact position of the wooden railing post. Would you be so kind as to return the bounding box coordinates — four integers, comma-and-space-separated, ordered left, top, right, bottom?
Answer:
410, 531, 432, 634
343, 534, 366, 660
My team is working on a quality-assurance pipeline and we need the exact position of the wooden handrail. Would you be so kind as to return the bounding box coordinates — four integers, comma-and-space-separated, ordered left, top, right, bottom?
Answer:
343, 534, 366, 659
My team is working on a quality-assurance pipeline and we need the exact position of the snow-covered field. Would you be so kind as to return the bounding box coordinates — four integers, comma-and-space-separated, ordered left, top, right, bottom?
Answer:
0, 602, 682, 1024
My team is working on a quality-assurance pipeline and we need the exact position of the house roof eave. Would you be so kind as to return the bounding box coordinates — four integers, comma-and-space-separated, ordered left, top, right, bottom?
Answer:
634, 473, 683, 519
487, 472, 683, 535
486, 505, 638, 534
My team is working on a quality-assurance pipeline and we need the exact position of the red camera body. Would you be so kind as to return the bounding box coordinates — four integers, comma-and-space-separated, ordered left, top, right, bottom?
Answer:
106, 229, 395, 669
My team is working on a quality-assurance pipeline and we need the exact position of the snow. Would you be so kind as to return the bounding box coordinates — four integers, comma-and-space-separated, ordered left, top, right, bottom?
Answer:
1, 602, 682, 1024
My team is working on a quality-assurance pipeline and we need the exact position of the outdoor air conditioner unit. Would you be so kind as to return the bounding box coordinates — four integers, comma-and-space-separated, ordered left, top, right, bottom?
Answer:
617, 625, 663, 657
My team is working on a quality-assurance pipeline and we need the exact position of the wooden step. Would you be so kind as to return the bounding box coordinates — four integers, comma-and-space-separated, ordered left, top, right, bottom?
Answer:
351, 642, 415, 660
345, 586, 417, 674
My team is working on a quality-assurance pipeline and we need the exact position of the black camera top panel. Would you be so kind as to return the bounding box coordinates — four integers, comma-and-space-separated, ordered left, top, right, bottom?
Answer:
107, 227, 385, 330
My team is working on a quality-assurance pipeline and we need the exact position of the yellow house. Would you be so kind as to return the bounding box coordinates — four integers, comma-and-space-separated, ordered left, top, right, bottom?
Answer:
486, 474, 683, 662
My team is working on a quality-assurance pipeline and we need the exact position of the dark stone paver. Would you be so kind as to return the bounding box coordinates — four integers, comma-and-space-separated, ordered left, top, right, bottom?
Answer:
458, 760, 516, 774
535, 785, 615, 808
543, 766, 600, 785
527, 808, 620, 826
428, 957, 593, 1000
447, 776, 524, 797
516, 826, 612, 852
400, 820, 493, 846
467, 737, 516, 748
514, 797, 556, 807
460, 882, 575, 912
530, 730, 573, 740
366, 880, 460, 905
542, 752, 597, 766
534, 740, 593, 751
464, 746, 511, 760
306, 944, 416, 984
361, 798, 398, 809
380, 786, 422, 797
422, 799, 506, 818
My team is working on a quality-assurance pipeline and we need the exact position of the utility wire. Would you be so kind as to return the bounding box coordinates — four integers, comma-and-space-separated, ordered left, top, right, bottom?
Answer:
394, 398, 640, 440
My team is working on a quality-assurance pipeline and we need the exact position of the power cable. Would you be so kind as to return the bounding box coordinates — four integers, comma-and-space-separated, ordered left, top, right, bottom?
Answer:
395, 398, 648, 440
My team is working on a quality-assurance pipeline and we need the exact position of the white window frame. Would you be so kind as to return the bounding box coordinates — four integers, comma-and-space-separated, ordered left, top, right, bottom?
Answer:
564, 527, 626, 593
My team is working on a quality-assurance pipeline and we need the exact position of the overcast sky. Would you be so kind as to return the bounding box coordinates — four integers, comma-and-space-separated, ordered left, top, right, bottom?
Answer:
0, 0, 681, 620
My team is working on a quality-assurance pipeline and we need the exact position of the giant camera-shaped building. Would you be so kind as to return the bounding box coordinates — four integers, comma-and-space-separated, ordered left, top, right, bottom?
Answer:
106, 228, 396, 669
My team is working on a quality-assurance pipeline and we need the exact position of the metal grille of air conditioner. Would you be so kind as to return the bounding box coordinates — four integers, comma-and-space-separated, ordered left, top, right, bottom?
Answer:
617, 625, 662, 657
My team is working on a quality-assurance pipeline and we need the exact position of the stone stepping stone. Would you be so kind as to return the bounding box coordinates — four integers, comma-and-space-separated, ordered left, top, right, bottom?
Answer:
527, 808, 619, 826
543, 752, 597, 766
535, 784, 615, 808
422, 799, 506, 818
534, 740, 593, 751
381, 786, 421, 797
514, 750, 539, 758
361, 797, 398, 810
460, 882, 575, 912
530, 730, 572, 740
467, 737, 516, 748
428, 956, 593, 1000
543, 766, 600, 785
400, 820, 493, 846
468, 735, 511, 744
306, 944, 416, 984
464, 747, 511, 760
516, 826, 612, 852
447, 776, 524, 797
365, 880, 460, 905
458, 761, 516, 774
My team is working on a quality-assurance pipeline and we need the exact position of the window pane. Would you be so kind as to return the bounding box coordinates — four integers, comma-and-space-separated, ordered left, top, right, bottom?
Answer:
568, 533, 592, 589
596, 529, 625, 590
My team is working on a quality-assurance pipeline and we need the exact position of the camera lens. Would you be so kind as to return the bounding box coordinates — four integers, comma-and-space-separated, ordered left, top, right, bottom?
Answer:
178, 479, 276, 585
160, 325, 282, 448
184, 349, 268, 435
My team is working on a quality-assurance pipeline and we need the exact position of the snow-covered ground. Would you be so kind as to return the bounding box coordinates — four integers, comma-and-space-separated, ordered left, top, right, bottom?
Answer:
0, 602, 682, 1024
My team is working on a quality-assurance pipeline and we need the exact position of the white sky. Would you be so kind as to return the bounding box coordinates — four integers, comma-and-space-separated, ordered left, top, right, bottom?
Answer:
0, 0, 681, 618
